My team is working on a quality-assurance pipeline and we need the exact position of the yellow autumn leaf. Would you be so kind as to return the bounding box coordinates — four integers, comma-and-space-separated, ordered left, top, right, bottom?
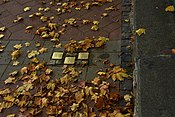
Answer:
91, 25, 99, 31
165, 5, 175, 12
136, 28, 146, 36
124, 94, 132, 102
0, 88, 10, 95
25, 42, 30, 47
70, 103, 79, 111
97, 71, 106, 75
0, 34, 4, 39
0, 26, 6, 31
13, 44, 22, 50
4, 95, 15, 102
11, 50, 21, 60
12, 61, 20, 66
93, 21, 100, 25
24, 7, 31, 12
6, 114, 15, 117
25, 26, 33, 30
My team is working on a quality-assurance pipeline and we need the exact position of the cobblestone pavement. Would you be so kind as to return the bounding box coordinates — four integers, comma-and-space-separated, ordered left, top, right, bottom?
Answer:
0, 0, 133, 116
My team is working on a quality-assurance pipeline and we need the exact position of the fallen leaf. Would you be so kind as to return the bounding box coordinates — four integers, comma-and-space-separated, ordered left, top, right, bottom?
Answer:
44, 7, 50, 12
25, 42, 30, 47
75, 90, 84, 104
11, 50, 21, 60
84, 3, 90, 9
5, 77, 16, 84
24, 7, 31, 12
35, 43, 41, 47
17, 83, 33, 93
25, 26, 33, 30
101, 13, 108, 17
4, 95, 15, 102
136, 28, 146, 36
48, 22, 58, 30
0, 88, 10, 95
98, 36, 109, 42
0, 45, 5, 52
105, 6, 115, 11
95, 97, 104, 110
165, 5, 175, 12
6, 114, 15, 117
20, 67, 28, 75
0, 34, 4, 39
91, 25, 99, 31
40, 16, 48, 22
83, 20, 90, 24
13, 44, 22, 50
93, 21, 100, 25
45, 68, 52, 75
30, 57, 39, 63
38, 47, 48, 54
13, 61, 20, 66
13, 16, 23, 23
91, 77, 101, 85
70, 103, 79, 111
65, 18, 76, 25
47, 82, 55, 91
0, 26, 6, 31
109, 110, 124, 117
38, 7, 44, 11
124, 94, 132, 102
9, 70, 18, 76
41, 97, 48, 108
97, 71, 106, 75
27, 50, 39, 58
109, 92, 120, 100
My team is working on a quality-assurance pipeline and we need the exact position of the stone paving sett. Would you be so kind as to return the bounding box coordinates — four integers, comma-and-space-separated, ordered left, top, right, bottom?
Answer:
0, 0, 132, 116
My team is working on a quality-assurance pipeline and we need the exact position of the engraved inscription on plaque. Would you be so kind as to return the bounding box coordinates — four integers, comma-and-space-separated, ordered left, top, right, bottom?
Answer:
52, 52, 63, 60
64, 57, 76, 64
78, 52, 89, 60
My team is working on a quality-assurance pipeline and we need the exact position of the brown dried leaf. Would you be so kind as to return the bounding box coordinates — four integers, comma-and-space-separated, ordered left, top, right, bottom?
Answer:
91, 77, 101, 85
75, 90, 84, 104
95, 97, 104, 110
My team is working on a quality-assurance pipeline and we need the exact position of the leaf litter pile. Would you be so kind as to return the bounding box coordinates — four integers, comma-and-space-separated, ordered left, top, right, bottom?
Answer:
0, 61, 133, 117
0, 0, 134, 116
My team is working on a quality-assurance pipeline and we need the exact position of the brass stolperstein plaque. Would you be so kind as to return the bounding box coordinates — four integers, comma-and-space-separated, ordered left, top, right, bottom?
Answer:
64, 57, 76, 64
78, 52, 89, 60
52, 52, 63, 60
